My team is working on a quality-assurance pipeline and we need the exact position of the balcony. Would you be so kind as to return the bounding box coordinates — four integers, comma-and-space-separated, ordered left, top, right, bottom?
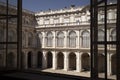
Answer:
36, 19, 116, 28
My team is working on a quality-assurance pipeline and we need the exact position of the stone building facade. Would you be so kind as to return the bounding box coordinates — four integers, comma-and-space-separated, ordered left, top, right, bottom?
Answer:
35, 5, 116, 75
0, 2, 116, 77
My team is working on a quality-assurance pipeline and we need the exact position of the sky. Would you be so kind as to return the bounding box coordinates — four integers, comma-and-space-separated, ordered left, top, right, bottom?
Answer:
22, 0, 90, 12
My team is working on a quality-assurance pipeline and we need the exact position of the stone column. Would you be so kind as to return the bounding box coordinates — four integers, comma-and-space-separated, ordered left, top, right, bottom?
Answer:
42, 51, 47, 69
53, 51, 57, 70
76, 30, 80, 48
53, 31, 56, 48
64, 52, 69, 71
107, 53, 112, 76
42, 32, 45, 48
64, 31, 67, 48
76, 52, 82, 72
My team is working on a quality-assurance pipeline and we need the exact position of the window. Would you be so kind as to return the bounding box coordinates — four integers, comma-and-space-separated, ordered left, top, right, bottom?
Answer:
98, 30, 104, 47
8, 30, 16, 42
28, 33, 33, 47
44, 19, 49, 24
54, 18, 59, 24
82, 31, 90, 48
57, 32, 64, 47
64, 17, 69, 23
46, 32, 53, 47
98, 30, 104, 41
111, 29, 116, 48
69, 31, 76, 47
111, 29, 116, 41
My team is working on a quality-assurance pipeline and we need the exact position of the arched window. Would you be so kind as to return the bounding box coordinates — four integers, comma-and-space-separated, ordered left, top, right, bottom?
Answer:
28, 33, 33, 47
98, 30, 104, 47
36, 33, 41, 47
111, 29, 116, 41
82, 31, 90, 48
38, 32, 43, 45
8, 30, 16, 42
57, 32, 64, 47
69, 31, 77, 47
8, 30, 16, 48
98, 30, 104, 41
111, 29, 116, 48
46, 32, 53, 47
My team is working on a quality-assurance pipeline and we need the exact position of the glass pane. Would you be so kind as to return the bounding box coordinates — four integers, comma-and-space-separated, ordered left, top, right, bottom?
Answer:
98, 44, 116, 80
8, 44, 17, 49
108, 44, 116, 80
0, 1, 6, 14
98, 45, 105, 79
0, 49, 6, 67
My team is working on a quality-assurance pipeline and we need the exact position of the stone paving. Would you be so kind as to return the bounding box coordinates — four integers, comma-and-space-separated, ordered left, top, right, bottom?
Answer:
39, 68, 116, 80
0, 68, 116, 80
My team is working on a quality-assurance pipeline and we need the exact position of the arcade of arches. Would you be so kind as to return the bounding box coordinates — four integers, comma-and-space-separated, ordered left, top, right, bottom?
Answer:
0, 50, 115, 76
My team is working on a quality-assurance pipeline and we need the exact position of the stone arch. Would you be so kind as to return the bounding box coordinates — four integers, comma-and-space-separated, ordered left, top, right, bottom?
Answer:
81, 30, 90, 48
46, 32, 53, 47
98, 29, 104, 41
7, 52, 15, 68
81, 53, 90, 71
38, 32, 43, 43
37, 51, 43, 68
37, 32, 42, 47
98, 53, 105, 72
111, 54, 116, 75
111, 29, 116, 41
28, 32, 33, 47
8, 29, 16, 42
27, 51, 33, 68
69, 52, 76, 70
57, 52, 64, 69
21, 52, 25, 68
68, 31, 77, 47
57, 31, 64, 47
47, 51, 52, 68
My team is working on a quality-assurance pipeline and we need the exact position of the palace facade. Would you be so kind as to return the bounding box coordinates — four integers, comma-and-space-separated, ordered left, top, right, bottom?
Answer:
0, 2, 116, 77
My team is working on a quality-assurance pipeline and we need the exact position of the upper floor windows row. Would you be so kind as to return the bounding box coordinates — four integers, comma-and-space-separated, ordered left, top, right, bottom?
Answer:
37, 29, 116, 48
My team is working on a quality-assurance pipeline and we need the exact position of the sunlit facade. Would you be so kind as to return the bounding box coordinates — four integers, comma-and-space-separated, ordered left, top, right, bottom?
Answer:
0, 2, 116, 78
35, 5, 116, 76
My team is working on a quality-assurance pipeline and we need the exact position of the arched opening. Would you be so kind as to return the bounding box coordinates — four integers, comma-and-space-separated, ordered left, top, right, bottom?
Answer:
57, 32, 64, 47
81, 53, 90, 71
37, 51, 43, 68
98, 54, 105, 72
111, 54, 116, 75
28, 33, 33, 47
82, 31, 90, 48
57, 52, 64, 69
46, 32, 53, 47
69, 31, 77, 48
27, 52, 32, 68
69, 52, 76, 70
7, 52, 15, 68
47, 51, 52, 68
21, 52, 25, 68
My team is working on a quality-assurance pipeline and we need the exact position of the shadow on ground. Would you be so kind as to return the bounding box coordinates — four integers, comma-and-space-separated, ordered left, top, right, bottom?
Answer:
0, 68, 113, 80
